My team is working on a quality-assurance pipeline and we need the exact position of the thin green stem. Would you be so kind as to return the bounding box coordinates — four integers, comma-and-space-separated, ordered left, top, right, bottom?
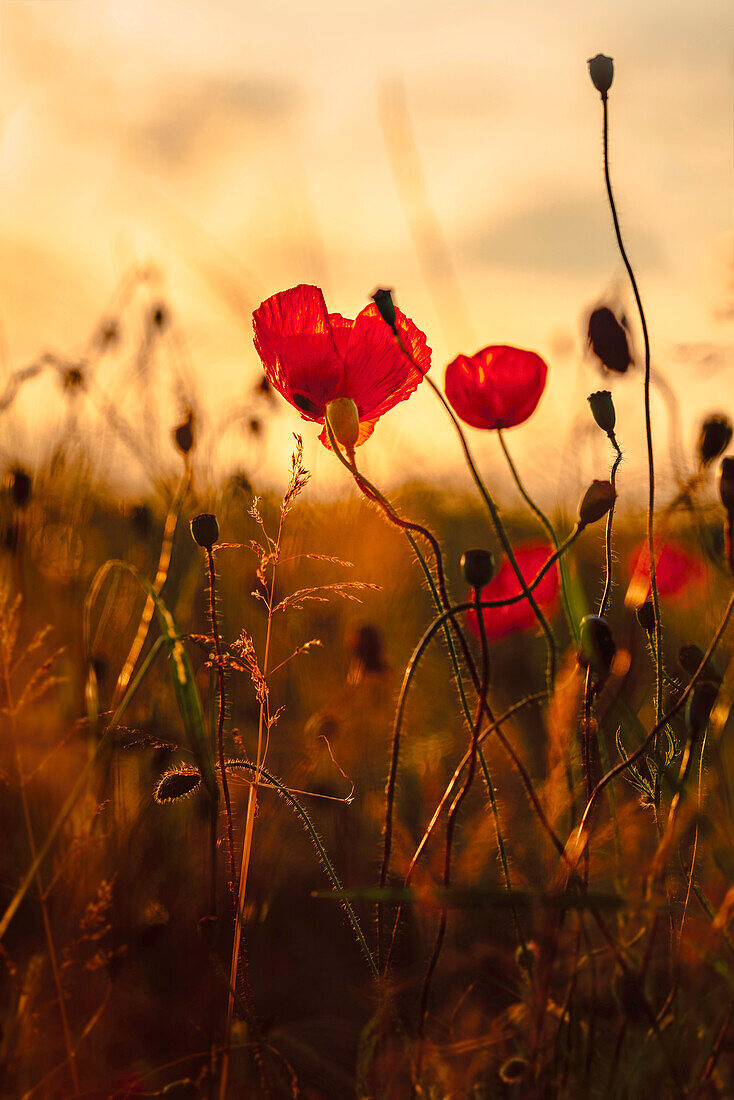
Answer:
497, 427, 578, 645
600, 94, 663, 777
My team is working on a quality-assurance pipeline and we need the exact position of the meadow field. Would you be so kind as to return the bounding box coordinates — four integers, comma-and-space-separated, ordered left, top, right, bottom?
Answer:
1, 48, 733, 1100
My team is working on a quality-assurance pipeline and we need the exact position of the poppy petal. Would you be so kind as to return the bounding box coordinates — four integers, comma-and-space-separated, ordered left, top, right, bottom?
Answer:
341, 304, 431, 422
445, 346, 547, 430
253, 285, 344, 420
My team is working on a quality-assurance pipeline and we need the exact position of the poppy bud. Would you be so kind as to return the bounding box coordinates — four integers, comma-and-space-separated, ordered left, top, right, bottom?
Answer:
461, 549, 495, 591
588, 54, 614, 100
698, 415, 732, 467
370, 287, 397, 331
679, 644, 721, 685
174, 410, 195, 456
8, 468, 31, 509
636, 600, 655, 634
718, 457, 734, 516
578, 480, 616, 528
588, 307, 631, 374
588, 390, 616, 436
190, 513, 219, 551
326, 397, 359, 454
685, 682, 719, 739
578, 615, 616, 677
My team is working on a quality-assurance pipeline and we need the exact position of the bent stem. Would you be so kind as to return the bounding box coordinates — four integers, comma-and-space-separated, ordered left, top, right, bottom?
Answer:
600, 92, 663, 786
497, 427, 578, 645
392, 329, 558, 688
414, 584, 490, 1089
206, 547, 237, 898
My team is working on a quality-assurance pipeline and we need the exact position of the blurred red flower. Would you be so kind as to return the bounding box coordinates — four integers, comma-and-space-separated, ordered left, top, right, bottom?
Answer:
470, 542, 559, 641
444, 345, 548, 430
629, 541, 705, 601
253, 284, 430, 448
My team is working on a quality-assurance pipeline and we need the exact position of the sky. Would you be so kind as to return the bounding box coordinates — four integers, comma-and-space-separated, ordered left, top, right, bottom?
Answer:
0, 0, 731, 507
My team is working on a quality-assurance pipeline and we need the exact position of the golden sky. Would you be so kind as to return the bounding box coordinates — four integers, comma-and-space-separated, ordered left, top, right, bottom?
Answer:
0, 0, 731, 503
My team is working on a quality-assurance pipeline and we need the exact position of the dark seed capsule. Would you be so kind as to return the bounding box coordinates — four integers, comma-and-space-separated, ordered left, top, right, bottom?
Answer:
578, 615, 616, 677
460, 548, 495, 591
588, 389, 616, 435
190, 513, 219, 550
370, 287, 397, 330
698, 415, 732, 466
686, 682, 719, 738
578, 479, 616, 527
588, 307, 631, 374
636, 600, 655, 634
718, 456, 734, 516
588, 53, 614, 99
9, 469, 31, 509
678, 644, 721, 685
150, 303, 169, 329
174, 410, 195, 455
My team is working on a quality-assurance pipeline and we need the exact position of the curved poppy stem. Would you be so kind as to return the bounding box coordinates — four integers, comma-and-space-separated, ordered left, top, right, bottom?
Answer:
599, 93, 663, 787
323, 413, 522, 977
390, 328, 558, 689
497, 427, 578, 646
414, 584, 489, 1089
578, 590, 734, 837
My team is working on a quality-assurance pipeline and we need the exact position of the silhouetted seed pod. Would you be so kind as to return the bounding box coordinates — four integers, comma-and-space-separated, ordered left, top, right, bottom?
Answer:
249, 417, 262, 435
150, 303, 169, 329
63, 366, 85, 391
461, 548, 495, 591
685, 682, 719, 738
370, 287, 397, 331
154, 769, 201, 803
588, 53, 614, 99
190, 513, 219, 550
698, 415, 732, 466
130, 503, 153, 538
351, 625, 387, 675
257, 374, 274, 399
588, 307, 631, 374
588, 390, 616, 435
636, 600, 655, 634
679, 644, 721, 685
718, 457, 734, 517
173, 410, 195, 455
9, 468, 31, 509
578, 615, 616, 677
578, 480, 616, 527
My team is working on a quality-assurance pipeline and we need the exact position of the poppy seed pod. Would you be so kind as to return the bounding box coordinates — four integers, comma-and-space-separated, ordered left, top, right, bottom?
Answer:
8, 468, 31, 509
588, 390, 616, 436
370, 287, 397, 331
578, 480, 616, 528
588, 307, 631, 374
578, 615, 616, 677
685, 682, 719, 739
461, 549, 495, 592
718, 457, 734, 516
326, 397, 360, 454
588, 54, 614, 99
698, 415, 732, 467
190, 513, 219, 551
636, 600, 655, 634
679, 644, 721, 685
174, 410, 195, 456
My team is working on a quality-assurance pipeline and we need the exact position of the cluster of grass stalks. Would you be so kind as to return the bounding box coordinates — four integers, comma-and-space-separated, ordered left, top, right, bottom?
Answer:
1, 52, 733, 1100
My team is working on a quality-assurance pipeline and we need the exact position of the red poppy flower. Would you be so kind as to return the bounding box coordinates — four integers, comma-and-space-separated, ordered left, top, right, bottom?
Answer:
444, 345, 548, 430
252, 285, 431, 448
628, 541, 705, 605
470, 542, 559, 641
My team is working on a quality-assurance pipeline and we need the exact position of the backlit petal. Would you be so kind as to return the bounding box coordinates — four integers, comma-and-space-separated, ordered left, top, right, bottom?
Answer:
341, 304, 430, 422
445, 346, 547, 430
